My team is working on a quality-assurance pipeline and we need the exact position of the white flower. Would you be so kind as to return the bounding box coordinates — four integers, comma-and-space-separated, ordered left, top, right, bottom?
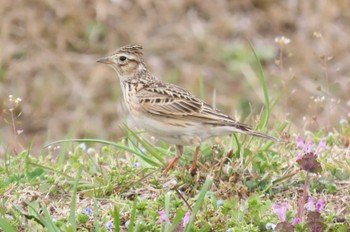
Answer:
265, 222, 276, 230
274, 36, 291, 45
87, 148, 95, 155
125, 220, 130, 228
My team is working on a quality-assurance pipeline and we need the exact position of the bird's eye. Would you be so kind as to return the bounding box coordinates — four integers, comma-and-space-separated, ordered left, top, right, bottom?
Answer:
119, 56, 127, 62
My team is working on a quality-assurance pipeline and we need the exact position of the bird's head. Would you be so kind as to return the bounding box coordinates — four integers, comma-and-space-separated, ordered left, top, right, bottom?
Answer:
97, 44, 145, 80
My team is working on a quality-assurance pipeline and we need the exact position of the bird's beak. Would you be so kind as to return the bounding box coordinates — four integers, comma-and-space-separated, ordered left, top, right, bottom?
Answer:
96, 56, 113, 64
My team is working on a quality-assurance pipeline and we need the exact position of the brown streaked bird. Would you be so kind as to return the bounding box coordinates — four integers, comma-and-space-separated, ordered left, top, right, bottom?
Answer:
97, 44, 277, 174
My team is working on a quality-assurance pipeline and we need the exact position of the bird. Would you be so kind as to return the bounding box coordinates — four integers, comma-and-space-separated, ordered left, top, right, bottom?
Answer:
96, 44, 277, 174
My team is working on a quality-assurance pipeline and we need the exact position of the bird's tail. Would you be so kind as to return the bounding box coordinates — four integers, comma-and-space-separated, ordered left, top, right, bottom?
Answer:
245, 128, 279, 142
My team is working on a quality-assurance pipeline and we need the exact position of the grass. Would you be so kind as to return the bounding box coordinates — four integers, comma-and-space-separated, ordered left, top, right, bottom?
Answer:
1, 126, 350, 231
1, 55, 350, 232
1, 24, 350, 231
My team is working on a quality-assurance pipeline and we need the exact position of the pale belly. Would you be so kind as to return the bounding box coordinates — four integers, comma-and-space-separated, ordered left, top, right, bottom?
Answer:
131, 114, 235, 146
122, 92, 237, 145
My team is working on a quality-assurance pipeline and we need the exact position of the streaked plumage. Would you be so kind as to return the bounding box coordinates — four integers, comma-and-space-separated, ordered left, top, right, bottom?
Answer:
97, 44, 277, 173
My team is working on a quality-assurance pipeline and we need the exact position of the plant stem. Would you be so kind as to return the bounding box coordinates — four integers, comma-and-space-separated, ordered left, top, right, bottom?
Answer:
299, 171, 309, 221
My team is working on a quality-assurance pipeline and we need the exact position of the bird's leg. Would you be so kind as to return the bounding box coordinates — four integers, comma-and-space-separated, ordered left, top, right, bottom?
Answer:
190, 146, 200, 176
163, 145, 183, 174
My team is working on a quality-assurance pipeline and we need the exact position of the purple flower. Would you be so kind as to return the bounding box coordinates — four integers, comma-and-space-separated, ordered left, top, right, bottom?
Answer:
159, 210, 167, 223
106, 221, 114, 230
273, 203, 299, 230
307, 197, 315, 211
296, 137, 325, 173
85, 207, 93, 216
183, 212, 191, 227
292, 217, 301, 226
296, 137, 307, 153
134, 162, 140, 168
316, 199, 324, 213
315, 138, 326, 155
307, 197, 324, 213
273, 203, 287, 222
79, 143, 87, 151
305, 199, 326, 231
297, 137, 326, 158
217, 199, 223, 206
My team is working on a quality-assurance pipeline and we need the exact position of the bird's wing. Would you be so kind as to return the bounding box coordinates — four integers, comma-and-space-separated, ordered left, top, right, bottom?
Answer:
136, 81, 277, 141
137, 81, 250, 127
136, 81, 204, 116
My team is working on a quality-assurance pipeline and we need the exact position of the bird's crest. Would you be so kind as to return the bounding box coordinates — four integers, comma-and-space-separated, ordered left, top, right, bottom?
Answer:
114, 44, 143, 56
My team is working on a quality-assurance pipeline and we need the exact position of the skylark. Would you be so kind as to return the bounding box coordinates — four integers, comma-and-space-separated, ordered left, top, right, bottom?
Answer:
97, 44, 277, 174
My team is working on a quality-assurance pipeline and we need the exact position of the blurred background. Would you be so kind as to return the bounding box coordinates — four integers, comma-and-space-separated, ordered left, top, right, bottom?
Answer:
1, 0, 349, 152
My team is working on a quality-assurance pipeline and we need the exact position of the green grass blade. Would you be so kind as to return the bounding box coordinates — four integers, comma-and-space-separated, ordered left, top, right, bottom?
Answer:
127, 137, 163, 166
69, 165, 83, 231
278, 120, 289, 132
4, 147, 10, 178
58, 122, 79, 165
169, 210, 185, 232
93, 198, 101, 232
0, 217, 17, 232
41, 204, 60, 232
112, 206, 121, 232
28, 203, 58, 232
25, 141, 34, 173
45, 138, 125, 149
27, 162, 74, 180
249, 42, 270, 132
27, 204, 49, 228
128, 197, 137, 232
126, 139, 163, 167
123, 125, 164, 164
232, 134, 241, 155
184, 175, 213, 232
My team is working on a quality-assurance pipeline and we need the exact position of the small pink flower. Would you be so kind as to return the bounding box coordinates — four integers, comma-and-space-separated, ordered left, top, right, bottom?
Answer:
296, 137, 326, 173
315, 138, 326, 155
183, 212, 191, 227
307, 141, 313, 153
307, 198, 324, 213
159, 210, 167, 223
307, 197, 315, 211
316, 199, 324, 213
292, 217, 301, 226
296, 137, 326, 157
296, 137, 307, 152
273, 203, 287, 222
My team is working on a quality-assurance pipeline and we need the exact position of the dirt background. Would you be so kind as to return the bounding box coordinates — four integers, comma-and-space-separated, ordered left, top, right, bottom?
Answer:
1, 0, 349, 151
